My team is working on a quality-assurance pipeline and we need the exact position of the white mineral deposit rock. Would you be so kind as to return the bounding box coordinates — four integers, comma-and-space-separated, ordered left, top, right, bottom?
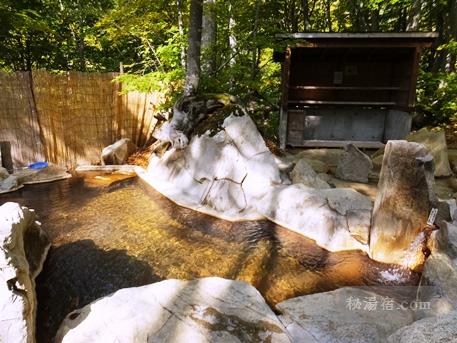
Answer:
140, 113, 373, 253
55, 277, 291, 343
0, 202, 51, 343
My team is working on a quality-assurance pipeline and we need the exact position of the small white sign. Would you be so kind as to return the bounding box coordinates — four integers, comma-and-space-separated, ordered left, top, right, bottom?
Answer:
427, 208, 438, 226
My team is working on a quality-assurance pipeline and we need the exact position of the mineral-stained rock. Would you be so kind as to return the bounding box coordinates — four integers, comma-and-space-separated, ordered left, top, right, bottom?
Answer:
290, 159, 330, 189
276, 287, 414, 343
0, 202, 51, 343
101, 138, 137, 165
55, 277, 291, 343
370, 141, 438, 270
335, 144, 373, 183
387, 310, 457, 343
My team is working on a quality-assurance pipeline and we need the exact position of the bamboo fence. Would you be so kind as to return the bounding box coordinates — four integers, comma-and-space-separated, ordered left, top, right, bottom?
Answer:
0, 70, 161, 168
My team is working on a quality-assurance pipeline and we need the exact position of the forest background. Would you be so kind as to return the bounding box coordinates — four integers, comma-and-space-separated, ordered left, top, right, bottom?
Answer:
1, 0, 457, 141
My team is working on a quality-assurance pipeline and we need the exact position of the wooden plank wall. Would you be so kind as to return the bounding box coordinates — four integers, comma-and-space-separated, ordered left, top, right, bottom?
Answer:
0, 71, 162, 168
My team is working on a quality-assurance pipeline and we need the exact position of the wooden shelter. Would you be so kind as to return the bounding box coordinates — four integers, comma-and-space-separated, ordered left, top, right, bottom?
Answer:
275, 32, 438, 149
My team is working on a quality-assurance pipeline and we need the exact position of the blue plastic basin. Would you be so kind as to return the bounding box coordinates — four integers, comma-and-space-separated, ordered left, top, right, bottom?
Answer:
28, 162, 49, 170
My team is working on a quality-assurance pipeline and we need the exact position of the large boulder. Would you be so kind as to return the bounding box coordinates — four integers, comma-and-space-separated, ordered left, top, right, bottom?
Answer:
289, 159, 330, 189
276, 287, 414, 343
422, 252, 457, 310
101, 138, 137, 165
140, 113, 373, 253
0, 202, 51, 343
142, 113, 282, 221
370, 141, 438, 270
0, 175, 21, 193
335, 144, 373, 183
387, 310, 457, 343
372, 129, 453, 177
55, 277, 291, 343
145, 143, 261, 219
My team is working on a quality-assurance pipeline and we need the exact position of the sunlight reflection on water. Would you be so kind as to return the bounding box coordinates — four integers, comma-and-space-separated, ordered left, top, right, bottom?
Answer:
0, 172, 420, 342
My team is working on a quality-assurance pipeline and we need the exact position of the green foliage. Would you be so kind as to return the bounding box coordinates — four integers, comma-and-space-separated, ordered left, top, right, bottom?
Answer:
417, 70, 457, 125
2, 0, 457, 132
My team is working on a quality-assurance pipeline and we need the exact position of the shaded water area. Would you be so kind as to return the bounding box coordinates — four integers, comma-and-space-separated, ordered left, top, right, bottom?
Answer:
0, 173, 421, 342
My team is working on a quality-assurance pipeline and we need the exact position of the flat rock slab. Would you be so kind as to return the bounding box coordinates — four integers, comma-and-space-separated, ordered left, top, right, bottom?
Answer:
387, 310, 457, 343
276, 287, 414, 343
16, 164, 71, 185
55, 277, 291, 343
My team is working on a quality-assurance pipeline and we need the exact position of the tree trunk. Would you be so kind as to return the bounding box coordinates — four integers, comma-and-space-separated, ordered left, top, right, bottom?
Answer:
371, 8, 379, 31
176, 0, 186, 69
325, 0, 332, 32
449, 0, 457, 72
251, 0, 260, 80
432, 12, 446, 73
77, 36, 86, 71
202, 0, 217, 74
228, 3, 237, 67
301, 0, 309, 31
77, 0, 86, 71
406, 0, 422, 31
184, 0, 203, 96
291, 0, 298, 32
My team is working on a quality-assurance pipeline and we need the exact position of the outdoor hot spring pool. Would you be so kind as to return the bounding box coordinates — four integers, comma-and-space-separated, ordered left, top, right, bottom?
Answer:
0, 172, 420, 342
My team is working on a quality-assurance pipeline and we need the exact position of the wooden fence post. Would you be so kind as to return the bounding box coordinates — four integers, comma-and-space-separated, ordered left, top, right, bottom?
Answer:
24, 71, 46, 162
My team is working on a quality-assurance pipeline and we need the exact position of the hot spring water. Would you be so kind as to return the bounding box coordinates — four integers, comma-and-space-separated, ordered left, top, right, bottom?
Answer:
0, 173, 420, 342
